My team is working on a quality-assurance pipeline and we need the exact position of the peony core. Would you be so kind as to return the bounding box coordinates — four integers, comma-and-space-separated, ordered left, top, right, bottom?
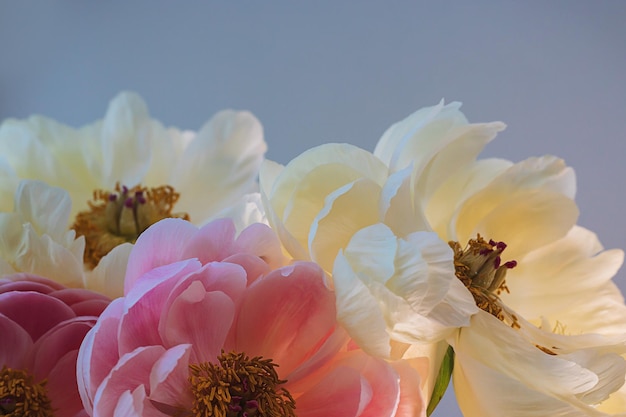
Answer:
188, 351, 296, 417
0, 366, 53, 417
72, 183, 189, 268
450, 235, 518, 327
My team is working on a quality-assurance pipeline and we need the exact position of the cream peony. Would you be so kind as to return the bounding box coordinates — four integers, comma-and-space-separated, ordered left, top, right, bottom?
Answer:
261, 101, 626, 415
0, 180, 130, 297
0, 92, 267, 292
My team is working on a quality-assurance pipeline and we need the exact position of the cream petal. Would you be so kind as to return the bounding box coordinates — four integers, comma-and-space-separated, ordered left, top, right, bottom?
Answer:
454, 156, 578, 257
99, 92, 153, 187
374, 100, 451, 169
212, 192, 268, 233
268, 143, 388, 229
413, 121, 506, 203
458, 190, 579, 261
16, 225, 85, 287
333, 252, 392, 358
451, 311, 626, 416
380, 165, 430, 236
425, 158, 512, 240
14, 180, 71, 240
87, 243, 133, 298
172, 110, 266, 223
341, 224, 476, 343
309, 179, 382, 272
504, 226, 625, 329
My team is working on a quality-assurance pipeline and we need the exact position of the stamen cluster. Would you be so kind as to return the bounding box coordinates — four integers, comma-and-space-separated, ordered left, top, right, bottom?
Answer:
189, 351, 296, 417
72, 183, 189, 268
0, 367, 53, 417
450, 235, 518, 326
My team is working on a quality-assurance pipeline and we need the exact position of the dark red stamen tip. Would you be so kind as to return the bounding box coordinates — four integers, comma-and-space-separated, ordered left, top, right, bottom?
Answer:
504, 260, 517, 269
137, 196, 147, 204
496, 241, 507, 251
479, 248, 492, 256
493, 256, 501, 269
124, 197, 134, 208
489, 239, 497, 246
108, 194, 117, 201
246, 400, 259, 408
122, 185, 129, 194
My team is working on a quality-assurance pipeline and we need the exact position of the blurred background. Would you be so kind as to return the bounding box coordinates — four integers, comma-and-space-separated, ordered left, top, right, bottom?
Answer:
2, 2, 625, 415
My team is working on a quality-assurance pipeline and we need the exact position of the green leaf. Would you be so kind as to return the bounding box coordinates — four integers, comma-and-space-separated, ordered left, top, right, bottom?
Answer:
426, 345, 455, 416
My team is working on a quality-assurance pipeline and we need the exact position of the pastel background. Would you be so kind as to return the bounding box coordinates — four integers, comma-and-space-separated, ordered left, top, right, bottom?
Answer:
2, 2, 625, 415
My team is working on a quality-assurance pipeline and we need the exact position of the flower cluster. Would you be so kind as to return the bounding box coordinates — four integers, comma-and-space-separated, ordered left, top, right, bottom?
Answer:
0, 92, 624, 417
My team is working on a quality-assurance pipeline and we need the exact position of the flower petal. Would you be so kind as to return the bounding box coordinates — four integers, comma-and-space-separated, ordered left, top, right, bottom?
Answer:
309, 179, 382, 272
172, 110, 267, 222
0, 291, 75, 341
93, 345, 165, 417
0, 313, 33, 368
234, 262, 337, 377
124, 218, 199, 293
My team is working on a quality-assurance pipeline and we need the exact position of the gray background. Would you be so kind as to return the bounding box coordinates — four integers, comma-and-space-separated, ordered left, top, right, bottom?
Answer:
1, 2, 625, 415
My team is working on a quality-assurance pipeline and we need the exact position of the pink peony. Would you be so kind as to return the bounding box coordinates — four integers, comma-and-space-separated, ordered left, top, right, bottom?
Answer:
77, 218, 424, 417
0, 274, 110, 417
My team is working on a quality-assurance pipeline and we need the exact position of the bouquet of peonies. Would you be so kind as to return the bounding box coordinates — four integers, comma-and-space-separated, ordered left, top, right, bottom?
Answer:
0, 92, 624, 417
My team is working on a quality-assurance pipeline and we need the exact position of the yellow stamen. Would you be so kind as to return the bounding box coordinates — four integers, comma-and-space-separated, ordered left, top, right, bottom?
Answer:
72, 183, 189, 268
450, 235, 519, 328
188, 351, 296, 417
0, 366, 54, 417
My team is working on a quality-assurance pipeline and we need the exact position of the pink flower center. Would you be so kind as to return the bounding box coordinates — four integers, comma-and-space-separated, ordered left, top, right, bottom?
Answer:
0, 366, 53, 417
188, 351, 296, 417
449, 235, 519, 327
72, 183, 189, 268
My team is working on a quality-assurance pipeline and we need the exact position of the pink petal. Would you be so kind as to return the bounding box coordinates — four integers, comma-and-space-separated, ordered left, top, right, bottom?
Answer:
160, 281, 235, 364
29, 317, 96, 381
294, 366, 364, 417
113, 386, 164, 417
118, 260, 201, 355
149, 344, 194, 410
0, 275, 59, 293
336, 351, 402, 417
77, 298, 124, 414
222, 253, 272, 285
234, 223, 285, 269
49, 288, 111, 315
124, 218, 198, 293
45, 350, 85, 417
182, 218, 236, 263
234, 262, 337, 377
0, 291, 75, 341
0, 313, 33, 368
390, 361, 426, 417
93, 345, 165, 417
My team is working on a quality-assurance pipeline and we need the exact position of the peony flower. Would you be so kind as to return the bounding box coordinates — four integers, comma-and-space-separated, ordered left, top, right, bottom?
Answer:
77, 218, 424, 417
0, 274, 110, 417
260, 101, 626, 415
0, 179, 131, 298
0, 92, 267, 272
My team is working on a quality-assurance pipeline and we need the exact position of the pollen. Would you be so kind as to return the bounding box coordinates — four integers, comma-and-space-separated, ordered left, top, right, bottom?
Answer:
188, 351, 296, 417
450, 235, 519, 328
0, 366, 54, 417
72, 183, 190, 268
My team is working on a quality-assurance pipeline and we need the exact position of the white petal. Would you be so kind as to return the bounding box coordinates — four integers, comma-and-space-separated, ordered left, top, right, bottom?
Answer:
14, 180, 72, 240
333, 251, 391, 358
451, 311, 626, 416
309, 179, 382, 271
172, 110, 266, 223
87, 243, 133, 298
99, 92, 153, 186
